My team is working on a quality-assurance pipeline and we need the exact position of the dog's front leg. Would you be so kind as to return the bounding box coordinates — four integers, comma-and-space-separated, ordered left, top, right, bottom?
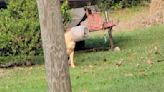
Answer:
70, 51, 75, 68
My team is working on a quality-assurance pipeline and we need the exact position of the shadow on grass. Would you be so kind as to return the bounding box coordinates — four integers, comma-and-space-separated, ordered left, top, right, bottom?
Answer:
0, 56, 44, 68
85, 33, 135, 50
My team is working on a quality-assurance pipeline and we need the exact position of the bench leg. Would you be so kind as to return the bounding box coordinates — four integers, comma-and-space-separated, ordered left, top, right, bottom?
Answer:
108, 27, 114, 51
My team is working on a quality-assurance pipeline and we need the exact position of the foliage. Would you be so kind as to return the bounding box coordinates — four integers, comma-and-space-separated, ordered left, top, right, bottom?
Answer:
0, 0, 71, 63
95, 0, 113, 11
0, 0, 42, 61
95, 0, 151, 10
60, 0, 71, 26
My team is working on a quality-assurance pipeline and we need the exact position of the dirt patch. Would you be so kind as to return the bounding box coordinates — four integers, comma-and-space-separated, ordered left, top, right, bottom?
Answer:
0, 69, 6, 77
148, 0, 164, 25
113, 10, 149, 31
113, 0, 164, 31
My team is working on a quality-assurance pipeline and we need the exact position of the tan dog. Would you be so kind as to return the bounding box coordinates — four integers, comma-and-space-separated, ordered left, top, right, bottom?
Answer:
64, 26, 89, 68
64, 28, 76, 68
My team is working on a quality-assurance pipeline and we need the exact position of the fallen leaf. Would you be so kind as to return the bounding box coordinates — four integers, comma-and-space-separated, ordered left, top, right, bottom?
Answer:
116, 59, 123, 67
139, 71, 145, 76
88, 65, 93, 68
139, 70, 146, 76
81, 90, 87, 92
146, 59, 154, 64
136, 63, 140, 67
124, 73, 133, 77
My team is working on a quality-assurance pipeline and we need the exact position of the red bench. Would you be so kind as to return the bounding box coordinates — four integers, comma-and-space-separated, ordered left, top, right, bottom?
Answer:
81, 12, 115, 50
81, 12, 115, 31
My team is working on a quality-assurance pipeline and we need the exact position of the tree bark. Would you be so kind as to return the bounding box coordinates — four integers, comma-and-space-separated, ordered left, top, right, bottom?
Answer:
36, 0, 72, 92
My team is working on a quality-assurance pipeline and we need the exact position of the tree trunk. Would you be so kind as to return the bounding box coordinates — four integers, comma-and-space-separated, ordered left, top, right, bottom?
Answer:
36, 0, 72, 92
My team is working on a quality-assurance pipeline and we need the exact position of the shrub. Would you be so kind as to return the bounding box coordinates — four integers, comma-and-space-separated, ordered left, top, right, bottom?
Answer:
95, 0, 113, 11
0, 0, 42, 62
95, 0, 151, 10
60, 0, 71, 26
0, 0, 71, 64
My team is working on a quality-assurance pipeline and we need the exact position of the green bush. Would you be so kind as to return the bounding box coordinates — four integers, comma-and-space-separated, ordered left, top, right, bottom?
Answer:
60, 0, 71, 26
96, 0, 112, 11
0, 0, 71, 64
0, 0, 42, 62
95, 0, 150, 10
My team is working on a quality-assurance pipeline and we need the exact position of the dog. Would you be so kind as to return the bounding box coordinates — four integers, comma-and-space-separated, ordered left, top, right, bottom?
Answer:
64, 28, 76, 68
64, 26, 89, 68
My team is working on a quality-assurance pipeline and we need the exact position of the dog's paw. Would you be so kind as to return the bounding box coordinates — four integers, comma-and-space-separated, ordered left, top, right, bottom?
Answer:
70, 64, 75, 68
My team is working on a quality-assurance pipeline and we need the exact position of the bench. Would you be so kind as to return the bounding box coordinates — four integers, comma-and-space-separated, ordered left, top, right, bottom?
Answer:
80, 12, 115, 50
69, 7, 115, 50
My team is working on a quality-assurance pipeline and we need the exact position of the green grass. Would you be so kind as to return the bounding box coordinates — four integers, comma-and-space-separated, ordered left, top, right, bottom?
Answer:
0, 25, 164, 92
0, 66, 47, 92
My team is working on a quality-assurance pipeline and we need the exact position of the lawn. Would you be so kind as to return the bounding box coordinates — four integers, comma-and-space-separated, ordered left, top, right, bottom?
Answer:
0, 24, 164, 92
